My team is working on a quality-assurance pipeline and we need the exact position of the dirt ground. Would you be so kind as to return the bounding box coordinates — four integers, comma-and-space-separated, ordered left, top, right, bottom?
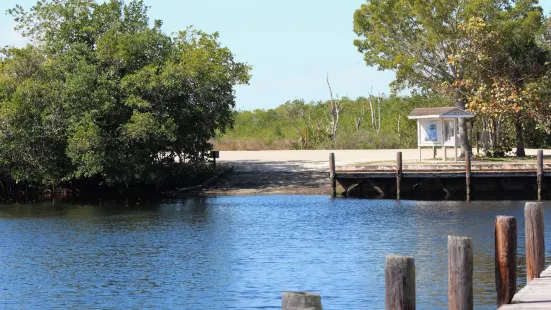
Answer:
193, 149, 550, 196
197, 171, 331, 196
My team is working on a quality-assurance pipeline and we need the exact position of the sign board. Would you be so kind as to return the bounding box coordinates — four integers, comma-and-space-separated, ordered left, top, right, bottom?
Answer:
210, 151, 220, 159
418, 119, 443, 146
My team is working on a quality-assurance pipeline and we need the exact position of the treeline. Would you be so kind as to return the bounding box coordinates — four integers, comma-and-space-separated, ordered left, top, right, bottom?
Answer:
216, 94, 447, 150
215, 92, 551, 152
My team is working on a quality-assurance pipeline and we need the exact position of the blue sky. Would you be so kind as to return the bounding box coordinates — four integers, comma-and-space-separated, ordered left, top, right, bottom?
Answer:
1, 0, 551, 111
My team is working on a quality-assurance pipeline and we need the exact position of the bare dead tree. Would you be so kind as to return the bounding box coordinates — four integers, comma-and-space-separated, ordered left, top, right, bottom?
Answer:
369, 87, 375, 129
376, 94, 382, 134
397, 115, 401, 139
355, 108, 366, 132
326, 73, 342, 144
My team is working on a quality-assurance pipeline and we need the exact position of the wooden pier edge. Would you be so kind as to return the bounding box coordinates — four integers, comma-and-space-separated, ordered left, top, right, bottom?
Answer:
498, 202, 549, 309
498, 266, 551, 309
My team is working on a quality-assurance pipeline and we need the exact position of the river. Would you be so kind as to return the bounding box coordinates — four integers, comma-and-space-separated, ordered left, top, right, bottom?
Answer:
0, 196, 549, 309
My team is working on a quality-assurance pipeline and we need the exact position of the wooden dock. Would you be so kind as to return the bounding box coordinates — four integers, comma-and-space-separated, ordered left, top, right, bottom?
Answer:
498, 266, 551, 309
330, 151, 549, 200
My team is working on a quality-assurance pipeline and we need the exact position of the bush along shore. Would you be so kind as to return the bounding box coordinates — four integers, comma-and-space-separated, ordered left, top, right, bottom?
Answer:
0, 162, 227, 203
0, 0, 250, 200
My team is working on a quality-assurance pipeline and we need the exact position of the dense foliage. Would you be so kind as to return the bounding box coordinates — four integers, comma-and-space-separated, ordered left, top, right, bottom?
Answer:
353, 0, 551, 156
0, 0, 250, 188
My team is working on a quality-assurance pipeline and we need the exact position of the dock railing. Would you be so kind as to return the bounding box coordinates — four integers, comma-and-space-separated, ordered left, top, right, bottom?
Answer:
282, 202, 547, 310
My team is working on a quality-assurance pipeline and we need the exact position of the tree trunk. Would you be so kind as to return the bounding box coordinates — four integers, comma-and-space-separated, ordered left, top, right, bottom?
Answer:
459, 118, 469, 155
515, 111, 525, 157
454, 91, 470, 155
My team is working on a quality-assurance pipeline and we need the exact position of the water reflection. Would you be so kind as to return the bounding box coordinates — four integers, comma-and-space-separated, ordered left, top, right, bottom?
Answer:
0, 197, 549, 309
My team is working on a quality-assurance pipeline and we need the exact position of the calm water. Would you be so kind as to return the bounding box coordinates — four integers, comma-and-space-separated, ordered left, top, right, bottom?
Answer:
0, 196, 550, 309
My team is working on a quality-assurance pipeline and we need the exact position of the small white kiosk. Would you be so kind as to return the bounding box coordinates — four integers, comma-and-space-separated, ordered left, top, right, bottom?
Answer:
408, 107, 474, 162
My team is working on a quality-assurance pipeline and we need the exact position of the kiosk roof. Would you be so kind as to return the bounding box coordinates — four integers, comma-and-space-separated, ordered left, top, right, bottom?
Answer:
408, 107, 474, 119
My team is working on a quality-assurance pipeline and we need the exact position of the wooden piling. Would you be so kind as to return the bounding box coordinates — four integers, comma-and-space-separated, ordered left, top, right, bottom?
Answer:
465, 151, 471, 201
537, 150, 543, 201
525, 202, 545, 282
385, 255, 415, 310
329, 153, 336, 197
282, 292, 322, 310
397, 152, 403, 200
495, 216, 517, 307
448, 236, 473, 310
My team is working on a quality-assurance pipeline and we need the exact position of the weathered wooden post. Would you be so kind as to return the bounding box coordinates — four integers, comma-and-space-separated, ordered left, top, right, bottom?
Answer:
495, 216, 517, 307
329, 153, 336, 197
525, 202, 545, 282
282, 292, 322, 310
210, 151, 220, 169
537, 150, 544, 201
396, 152, 403, 200
448, 236, 473, 310
465, 151, 472, 201
385, 255, 415, 310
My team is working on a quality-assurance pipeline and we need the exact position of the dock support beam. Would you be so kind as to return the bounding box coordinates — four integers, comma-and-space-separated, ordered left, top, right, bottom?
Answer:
537, 150, 543, 201
448, 236, 473, 310
329, 153, 336, 197
466, 151, 471, 201
525, 202, 545, 282
385, 255, 415, 310
397, 152, 403, 200
495, 216, 517, 307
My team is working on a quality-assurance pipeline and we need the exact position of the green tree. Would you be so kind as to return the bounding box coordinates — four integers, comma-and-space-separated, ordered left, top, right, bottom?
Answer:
353, 0, 513, 154
456, 3, 548, 156
0, 0, 250, 187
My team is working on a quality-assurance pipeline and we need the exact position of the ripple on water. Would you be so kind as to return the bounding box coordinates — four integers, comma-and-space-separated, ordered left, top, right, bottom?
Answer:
0, 197, 549, 309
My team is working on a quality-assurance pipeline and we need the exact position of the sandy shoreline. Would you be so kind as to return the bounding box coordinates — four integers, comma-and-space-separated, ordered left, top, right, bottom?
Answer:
196, 171, 330, 196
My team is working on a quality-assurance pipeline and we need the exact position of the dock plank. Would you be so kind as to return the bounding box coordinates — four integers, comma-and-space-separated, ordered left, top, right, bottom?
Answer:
498, 266, 551, 309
